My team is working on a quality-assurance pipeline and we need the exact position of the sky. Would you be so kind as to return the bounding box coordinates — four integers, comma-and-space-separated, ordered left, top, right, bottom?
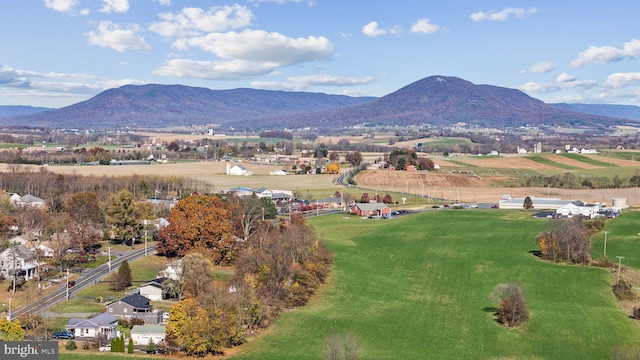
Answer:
1, 0, 640, 108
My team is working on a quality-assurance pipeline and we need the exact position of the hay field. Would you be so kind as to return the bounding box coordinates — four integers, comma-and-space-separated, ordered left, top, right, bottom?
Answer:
0, 162, 338, 193
542, 154, 601, 169
454, 155, 559, 170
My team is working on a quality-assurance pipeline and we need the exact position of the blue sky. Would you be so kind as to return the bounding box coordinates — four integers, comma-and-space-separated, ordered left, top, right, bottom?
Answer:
1, 0, 640, 108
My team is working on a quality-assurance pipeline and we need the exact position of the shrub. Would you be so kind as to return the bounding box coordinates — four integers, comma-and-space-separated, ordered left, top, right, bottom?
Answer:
613, 280, 632, 300
65, 341, 77, 351
490, 283, 529, 327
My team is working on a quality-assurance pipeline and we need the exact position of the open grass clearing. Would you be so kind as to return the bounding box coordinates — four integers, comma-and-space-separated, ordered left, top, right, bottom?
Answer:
529, 155, 579, 170
560, 153, 617, 167
231, 211, 640, 359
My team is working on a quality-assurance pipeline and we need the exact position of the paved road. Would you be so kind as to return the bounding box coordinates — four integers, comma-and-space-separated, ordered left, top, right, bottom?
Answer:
11, 245, 156, 320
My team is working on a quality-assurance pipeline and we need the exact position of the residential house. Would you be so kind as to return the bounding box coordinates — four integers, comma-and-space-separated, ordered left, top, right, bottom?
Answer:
16, 194, 46, 208
130, 325, 166, 346
159, 258, 182, 281
227, 164, 251, 176
555, 201, 601, 219
350, 203, 392, 217
65, 313, 118, 339
0, 243, 38, 280
105, 294, 163, 325
138, 277, 168, 301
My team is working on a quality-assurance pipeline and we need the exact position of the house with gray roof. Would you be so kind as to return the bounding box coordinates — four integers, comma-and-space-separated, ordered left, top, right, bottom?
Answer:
350, 203, 391, 217
105, 294, 164, 324
0, 243, 38, 281
65, 313, 118, 339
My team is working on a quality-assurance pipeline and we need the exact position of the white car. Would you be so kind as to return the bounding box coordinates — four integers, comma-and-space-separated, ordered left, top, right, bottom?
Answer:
98, 345, 111, 352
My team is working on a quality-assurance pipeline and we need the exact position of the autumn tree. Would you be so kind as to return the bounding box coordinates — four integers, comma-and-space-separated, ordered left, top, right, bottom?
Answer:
111, 260, 132, 291
65, 192, 102, 251
523, 196, 533, 210
536, 217, 590, 264
0, 316, 24, 341
329, 151, 340, 162
181, 252, 216, 299
382, 193, 393, 204
490, 283, 529, 327
106, 189, 143, 247
156, 195, 237, 264
416, 157, 435, 171
166, 298, 221, 356
327, 163, 340, 174
0, 213, 18, 242
16, 206, 49, 241
360, 193, 370, 203
345, 151, 363, 166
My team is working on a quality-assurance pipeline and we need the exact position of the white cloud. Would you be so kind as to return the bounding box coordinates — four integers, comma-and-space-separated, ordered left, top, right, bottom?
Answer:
410, 18, 440, 35
182, 30, 333, 66
520, 61, 554, 74
149, 5, 254, 38
154, 59, 275, 80
155, 0, 171, 6
251, 75, 374, 91
520, 77, 596, 94
100, 0, 129, 13
556, 72, 575, 83
86, 21, 151, 53
470, 7, 537, 22
43, 0, 78, 13
249, 0, 316, 5
604, 72, 640, 88
362, 21, 388, 37
571, 39, 640, 67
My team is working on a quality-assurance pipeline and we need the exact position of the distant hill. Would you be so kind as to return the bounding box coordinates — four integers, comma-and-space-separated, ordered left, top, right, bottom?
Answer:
265, 76, 628, 129
551, 103, 640, 121
0, 105, 52, 118
0, 85, 376, 130
1, 76, 634, 130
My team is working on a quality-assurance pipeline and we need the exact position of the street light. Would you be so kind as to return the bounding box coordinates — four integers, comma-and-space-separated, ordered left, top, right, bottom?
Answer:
616, 256, 625, 284
603, 231, 609, 258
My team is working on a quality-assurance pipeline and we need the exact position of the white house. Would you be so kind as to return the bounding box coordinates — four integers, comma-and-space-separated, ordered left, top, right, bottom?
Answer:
16, 194, 46, 208
498, 196, 572, 210
66, 313, 118, 339
0, 244, 38, 280
555, 201, 601, 219
226, 164, 252, 176
130, 325, 166, 345
159, 258, 182, 281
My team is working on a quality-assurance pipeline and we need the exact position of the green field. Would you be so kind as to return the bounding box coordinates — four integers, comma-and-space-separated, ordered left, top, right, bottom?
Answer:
230, 211, 640, 359
527, 155, 579, 170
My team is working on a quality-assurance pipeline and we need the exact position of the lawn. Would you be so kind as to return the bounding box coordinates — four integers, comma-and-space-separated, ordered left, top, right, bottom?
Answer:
230, 211, 640, 359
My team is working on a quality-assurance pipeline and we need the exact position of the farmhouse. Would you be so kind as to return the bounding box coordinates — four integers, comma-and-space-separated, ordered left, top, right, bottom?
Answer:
555, 201, 601, 219
226, 164, 252, 176
0, 244, 38, 281
65, 313, 118, 339
350, 203, 391, 217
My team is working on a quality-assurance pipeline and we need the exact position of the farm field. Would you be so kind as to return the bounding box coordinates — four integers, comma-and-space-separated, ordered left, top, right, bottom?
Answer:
230, 211, 640, 359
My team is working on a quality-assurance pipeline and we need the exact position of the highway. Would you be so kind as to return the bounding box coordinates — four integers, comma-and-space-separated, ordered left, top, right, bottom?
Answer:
10, 245, 156, 320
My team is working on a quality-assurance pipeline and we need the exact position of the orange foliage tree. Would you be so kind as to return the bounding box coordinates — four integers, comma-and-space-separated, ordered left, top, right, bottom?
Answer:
156, 195, 237, 264
326, 163, 340, 174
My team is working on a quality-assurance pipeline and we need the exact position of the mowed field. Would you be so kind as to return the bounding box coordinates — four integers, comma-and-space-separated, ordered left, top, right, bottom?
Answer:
230, 211, 640, 359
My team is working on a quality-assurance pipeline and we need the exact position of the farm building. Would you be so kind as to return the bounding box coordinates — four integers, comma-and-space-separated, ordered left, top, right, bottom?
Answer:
130, 325, 166, 345
350, 203, 391, 217
498, 196, 571, 210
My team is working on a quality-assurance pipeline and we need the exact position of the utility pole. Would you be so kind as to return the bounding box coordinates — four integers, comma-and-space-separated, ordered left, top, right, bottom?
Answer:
66, 268, 69, 301
108, 246, 112, 274
603, 231, 609, 258
145, 229, 148, 257
616, 256, 625, 284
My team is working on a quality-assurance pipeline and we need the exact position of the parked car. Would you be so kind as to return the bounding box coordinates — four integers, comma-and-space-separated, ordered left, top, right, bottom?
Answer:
53, 330, 75, 339
98, 345, 111, 352
67, 280, 76, 288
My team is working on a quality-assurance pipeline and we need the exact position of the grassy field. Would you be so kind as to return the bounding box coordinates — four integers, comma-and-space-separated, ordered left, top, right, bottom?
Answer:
229, 211, 640, 359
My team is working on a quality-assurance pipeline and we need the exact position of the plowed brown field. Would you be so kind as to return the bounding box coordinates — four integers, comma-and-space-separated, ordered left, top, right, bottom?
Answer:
454, 156, 558, 170
543, 155, 600, 169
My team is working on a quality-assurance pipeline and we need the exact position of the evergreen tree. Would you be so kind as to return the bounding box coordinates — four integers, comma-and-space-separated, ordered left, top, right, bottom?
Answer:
128, 338, 134, 354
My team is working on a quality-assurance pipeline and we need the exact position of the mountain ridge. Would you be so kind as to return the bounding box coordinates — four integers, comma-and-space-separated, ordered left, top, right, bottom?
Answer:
0, 76, 635, 130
